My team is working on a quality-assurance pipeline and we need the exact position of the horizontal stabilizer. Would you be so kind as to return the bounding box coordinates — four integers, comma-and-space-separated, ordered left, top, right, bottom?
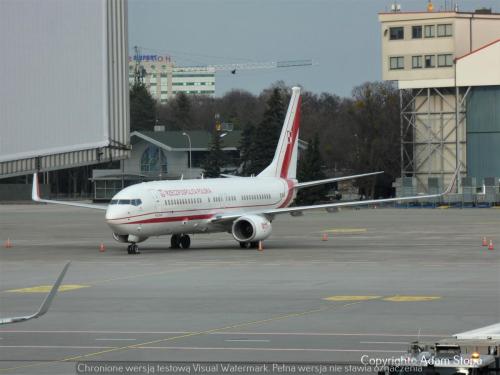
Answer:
295, 171, 383, 189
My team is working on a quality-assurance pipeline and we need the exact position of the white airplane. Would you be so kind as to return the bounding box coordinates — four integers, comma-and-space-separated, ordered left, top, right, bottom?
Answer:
0, 262, 70, 325
32, 87, 456, 254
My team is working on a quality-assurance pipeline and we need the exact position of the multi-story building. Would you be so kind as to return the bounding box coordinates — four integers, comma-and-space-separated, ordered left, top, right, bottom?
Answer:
379, 7, 500, 195
128, 54, 216, 103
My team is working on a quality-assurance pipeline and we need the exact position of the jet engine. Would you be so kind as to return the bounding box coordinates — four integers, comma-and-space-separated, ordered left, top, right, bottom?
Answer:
232, 215, 272, 242
112, 233, 147, 243
112, 233, 129, 243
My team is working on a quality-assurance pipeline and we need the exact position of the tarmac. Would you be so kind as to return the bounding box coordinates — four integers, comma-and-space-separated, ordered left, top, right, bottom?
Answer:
0, 204, 499, 374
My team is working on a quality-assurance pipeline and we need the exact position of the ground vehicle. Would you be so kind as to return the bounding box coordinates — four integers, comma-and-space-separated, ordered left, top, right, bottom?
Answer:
380, 338, 500, 375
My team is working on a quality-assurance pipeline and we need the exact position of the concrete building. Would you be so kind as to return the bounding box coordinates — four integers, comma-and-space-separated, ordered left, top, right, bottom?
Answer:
91, 129, 240, 201
129, 55, 215, 103
379, 7, 500, 195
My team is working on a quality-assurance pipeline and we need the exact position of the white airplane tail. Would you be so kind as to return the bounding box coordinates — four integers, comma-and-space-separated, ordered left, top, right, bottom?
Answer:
258, 86, 301, 179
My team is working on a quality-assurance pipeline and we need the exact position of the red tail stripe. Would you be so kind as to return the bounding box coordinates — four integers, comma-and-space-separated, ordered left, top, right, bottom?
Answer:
280, 96, 301, 178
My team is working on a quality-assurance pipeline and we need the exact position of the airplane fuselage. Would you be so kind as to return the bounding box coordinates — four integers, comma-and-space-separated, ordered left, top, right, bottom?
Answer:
105, 176, 296, 240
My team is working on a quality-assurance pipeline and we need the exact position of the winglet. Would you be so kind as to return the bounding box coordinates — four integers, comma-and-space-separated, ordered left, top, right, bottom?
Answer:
32, 173, 41, 202
31, 261, 71, 319
0, 262, 70, 325
442, 167, 460, 195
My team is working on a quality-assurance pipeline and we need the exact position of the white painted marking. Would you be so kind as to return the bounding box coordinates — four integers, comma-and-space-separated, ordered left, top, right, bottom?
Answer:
95, 338, 137, 341
0, 330, 448, 337
0, 345, 114, 349
360, 341, 409, 345
139, 346, 405, 353
224, 339, 270, 343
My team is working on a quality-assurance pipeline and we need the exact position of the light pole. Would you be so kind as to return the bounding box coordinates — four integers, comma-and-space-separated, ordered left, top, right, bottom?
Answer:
182, 132, 191, 177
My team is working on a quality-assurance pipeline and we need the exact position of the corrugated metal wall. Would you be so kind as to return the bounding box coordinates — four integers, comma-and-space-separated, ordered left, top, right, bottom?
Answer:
466, 86, 500, 184
0, 0, 130, 179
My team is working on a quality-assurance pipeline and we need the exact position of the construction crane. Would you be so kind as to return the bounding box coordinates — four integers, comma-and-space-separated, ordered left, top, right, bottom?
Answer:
204, 60, 314, 74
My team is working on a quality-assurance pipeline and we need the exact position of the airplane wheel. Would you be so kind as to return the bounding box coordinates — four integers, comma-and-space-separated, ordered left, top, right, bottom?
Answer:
250, 241, 259, 249
170, 234, 181, 249
239, 242, 251, 249
180, 235, 191, 249
127, 244, 140, 254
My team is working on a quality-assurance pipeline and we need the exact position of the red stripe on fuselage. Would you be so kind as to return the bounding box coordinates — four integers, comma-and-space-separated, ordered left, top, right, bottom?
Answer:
280, 96, 301, 179
127, 214, 214, 225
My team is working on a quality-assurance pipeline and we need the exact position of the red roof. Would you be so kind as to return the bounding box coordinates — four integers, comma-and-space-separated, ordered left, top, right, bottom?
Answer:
456, 39, 500, 61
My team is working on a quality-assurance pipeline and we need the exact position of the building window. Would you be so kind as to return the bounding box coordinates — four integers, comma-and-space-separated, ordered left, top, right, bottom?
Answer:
141, 145, 167, 174
424, 55, 435, 68
412, 26, 422, 39
389, 56, 404, 70
412, 56, 422, 69
437, 54, 453, 67
389, 27, 404, 40
437, 24, 452, 37
424, 25, 435, 38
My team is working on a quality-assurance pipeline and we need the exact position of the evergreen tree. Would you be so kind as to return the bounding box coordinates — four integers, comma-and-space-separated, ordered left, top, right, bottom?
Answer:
129, 82, 156, 131
295, 133, 329, 205
171, 92, 193, 130
239, 121, 255, 175
203, 129, 226, 178
246, 88, 285, 175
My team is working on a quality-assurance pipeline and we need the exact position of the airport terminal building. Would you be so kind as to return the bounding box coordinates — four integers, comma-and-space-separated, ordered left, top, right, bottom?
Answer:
379, 8, 500, 199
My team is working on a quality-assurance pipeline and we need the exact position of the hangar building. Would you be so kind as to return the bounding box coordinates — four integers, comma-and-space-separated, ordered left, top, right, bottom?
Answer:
0, 0, 130, 181
379, 7, 500, 196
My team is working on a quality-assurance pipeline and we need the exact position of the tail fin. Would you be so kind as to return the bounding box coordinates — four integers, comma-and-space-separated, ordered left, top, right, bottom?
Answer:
258, 86, 301, 179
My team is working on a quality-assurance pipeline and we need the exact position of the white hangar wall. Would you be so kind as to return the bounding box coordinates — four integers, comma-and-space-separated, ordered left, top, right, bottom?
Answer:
0, 0, 130, 178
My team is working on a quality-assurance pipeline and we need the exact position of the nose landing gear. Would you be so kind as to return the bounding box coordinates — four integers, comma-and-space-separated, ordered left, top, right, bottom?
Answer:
171, 234, 191, 249
127, 243, 140, 254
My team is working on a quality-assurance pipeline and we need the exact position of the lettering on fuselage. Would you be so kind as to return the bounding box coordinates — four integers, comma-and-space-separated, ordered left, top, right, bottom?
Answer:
157, 188, 213, 197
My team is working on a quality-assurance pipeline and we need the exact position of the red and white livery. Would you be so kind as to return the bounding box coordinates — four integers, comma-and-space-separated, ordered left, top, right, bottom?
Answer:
32, 87, 456, 254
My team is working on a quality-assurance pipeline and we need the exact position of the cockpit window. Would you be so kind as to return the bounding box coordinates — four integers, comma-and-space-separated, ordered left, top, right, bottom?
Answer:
131, 199, 142, 206
109, 199, 142, 206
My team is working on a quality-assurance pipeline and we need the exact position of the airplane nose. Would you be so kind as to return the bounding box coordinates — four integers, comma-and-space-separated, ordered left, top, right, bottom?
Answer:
105, 206, 118, 221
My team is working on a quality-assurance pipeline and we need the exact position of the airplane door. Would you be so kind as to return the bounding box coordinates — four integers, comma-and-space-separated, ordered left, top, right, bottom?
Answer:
150, 190, 162, 217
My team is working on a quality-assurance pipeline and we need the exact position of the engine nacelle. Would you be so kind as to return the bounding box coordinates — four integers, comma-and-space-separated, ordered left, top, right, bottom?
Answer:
112, 233, 129, 243
112, 233, 147, 243
232, 215, 272, 242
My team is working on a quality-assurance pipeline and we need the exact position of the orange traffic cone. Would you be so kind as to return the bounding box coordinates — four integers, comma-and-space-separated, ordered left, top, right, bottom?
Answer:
488, 240, 494, 251
258, 241, 263, 251
99, 242, 106, 252
482, 237, 488, 247
322, 232, 328, 241
4, 238, 12, 248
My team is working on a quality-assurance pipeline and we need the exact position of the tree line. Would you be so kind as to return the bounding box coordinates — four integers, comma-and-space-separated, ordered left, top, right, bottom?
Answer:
131, 80, 401, 200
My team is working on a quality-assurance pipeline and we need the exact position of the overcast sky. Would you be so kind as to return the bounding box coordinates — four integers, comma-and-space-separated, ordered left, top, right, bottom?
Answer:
128, 0, 498, 98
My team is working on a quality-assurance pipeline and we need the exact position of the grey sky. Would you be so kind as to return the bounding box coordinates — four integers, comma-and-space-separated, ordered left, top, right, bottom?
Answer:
128, 0, 498, 97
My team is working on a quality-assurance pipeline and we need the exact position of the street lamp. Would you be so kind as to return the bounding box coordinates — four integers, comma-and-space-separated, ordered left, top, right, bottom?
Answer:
182, 132, 192, 177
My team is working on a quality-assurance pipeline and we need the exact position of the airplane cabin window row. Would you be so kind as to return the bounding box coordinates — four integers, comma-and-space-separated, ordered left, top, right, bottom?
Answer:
165, 197, 202, 206
242, 193, 271, 201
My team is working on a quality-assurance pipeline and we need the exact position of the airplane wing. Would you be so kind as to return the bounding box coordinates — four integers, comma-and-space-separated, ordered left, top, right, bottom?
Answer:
454, 322, 500, 340
32, 173, 107, 210
295, 171, 383, 189
0, 262, 70, 325
211, 168, 458, 223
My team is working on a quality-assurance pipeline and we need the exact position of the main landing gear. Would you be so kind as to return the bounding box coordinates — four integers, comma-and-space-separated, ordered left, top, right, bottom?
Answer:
171, 234, 191, 249
239, 241, 259, 249
127, 243, 140, 254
